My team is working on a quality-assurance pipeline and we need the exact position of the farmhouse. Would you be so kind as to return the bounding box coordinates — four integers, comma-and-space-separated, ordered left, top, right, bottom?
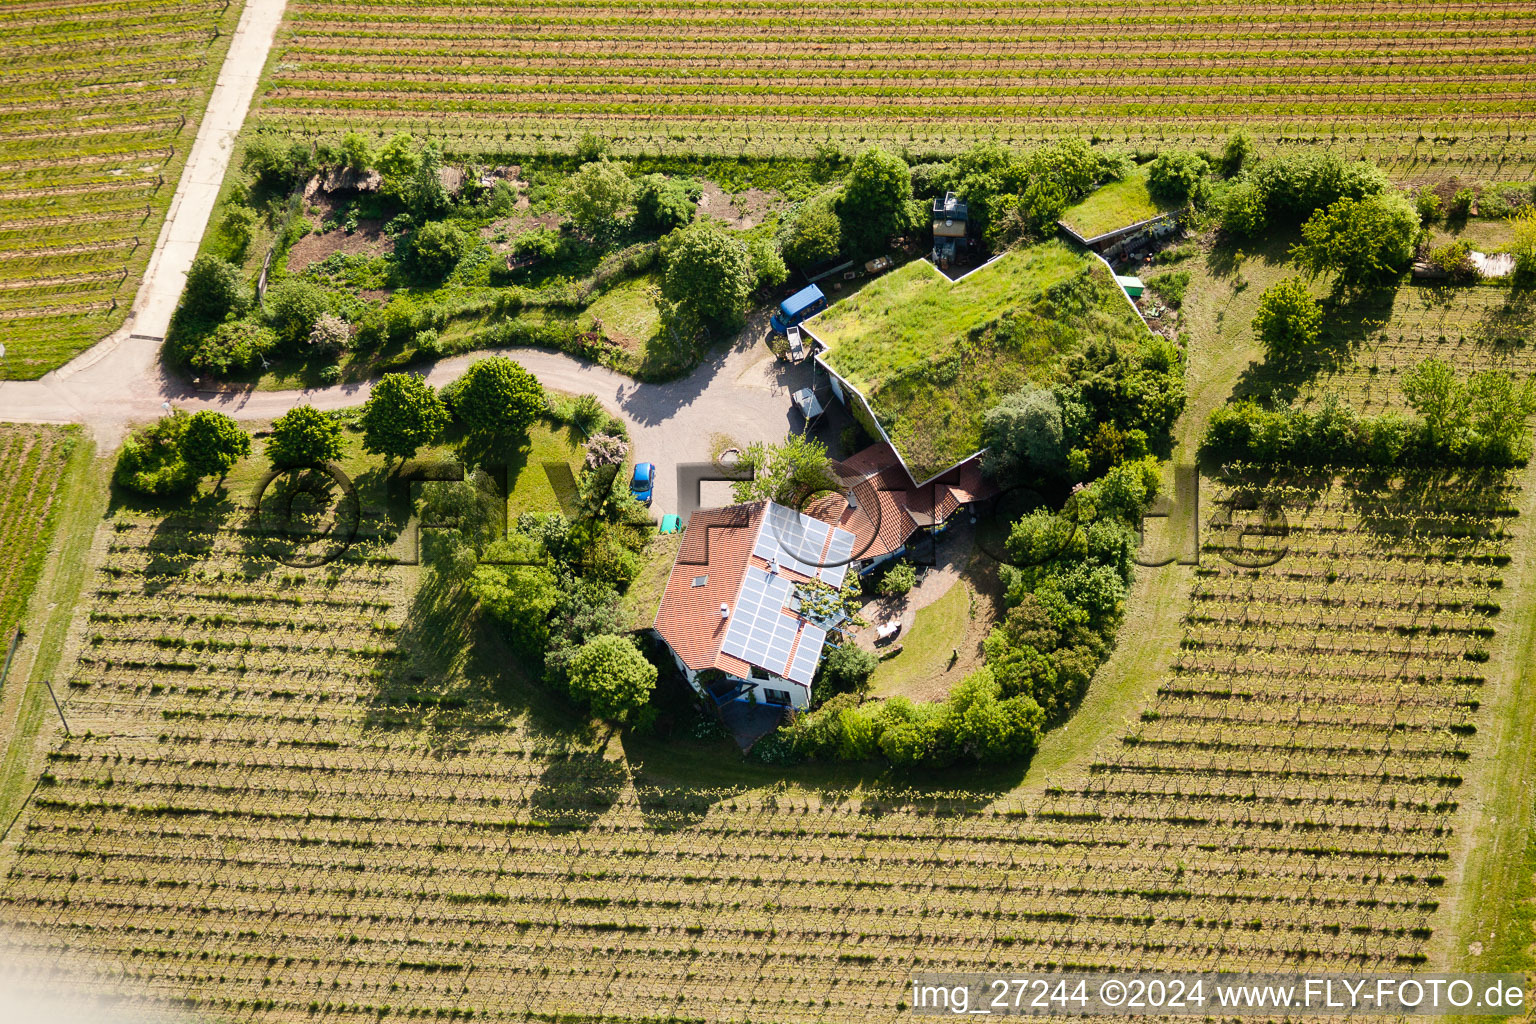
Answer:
652, 501, 855, 711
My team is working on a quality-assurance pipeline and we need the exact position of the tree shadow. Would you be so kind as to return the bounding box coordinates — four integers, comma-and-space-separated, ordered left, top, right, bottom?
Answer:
1341, 468, 1514, 550
363, 570, 587, 749
528, 740, 628, 833
137, 490, 238, 592
1473, 289, 1536, 353
1231, 285, 1399, 406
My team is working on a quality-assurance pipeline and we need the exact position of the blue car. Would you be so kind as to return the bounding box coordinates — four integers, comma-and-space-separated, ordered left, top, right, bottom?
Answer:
629, 462, 656, 505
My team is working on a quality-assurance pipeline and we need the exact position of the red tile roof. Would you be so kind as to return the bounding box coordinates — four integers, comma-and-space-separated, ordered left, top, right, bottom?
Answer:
653, 501, 853, 690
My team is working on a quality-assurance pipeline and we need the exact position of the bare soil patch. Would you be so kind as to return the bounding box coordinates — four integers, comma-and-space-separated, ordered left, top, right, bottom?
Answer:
286, 218, 390, 274
695, 183, 782, 230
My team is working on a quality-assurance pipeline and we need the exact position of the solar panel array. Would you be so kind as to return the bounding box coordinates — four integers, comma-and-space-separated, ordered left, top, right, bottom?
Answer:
752, 502, 853, 588
720, 566, 827, 686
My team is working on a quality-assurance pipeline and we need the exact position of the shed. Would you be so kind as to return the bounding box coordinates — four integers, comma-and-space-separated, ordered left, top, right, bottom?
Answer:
1114, 274, 1145, 298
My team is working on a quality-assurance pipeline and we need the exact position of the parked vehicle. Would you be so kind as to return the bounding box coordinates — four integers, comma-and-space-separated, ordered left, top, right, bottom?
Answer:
770, 284, 826, 334
629, 462, 656, 505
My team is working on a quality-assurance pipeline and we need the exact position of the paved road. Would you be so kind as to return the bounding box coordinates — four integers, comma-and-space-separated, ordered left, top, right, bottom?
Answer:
132, 0, 289, 341
0, 320, 812, 518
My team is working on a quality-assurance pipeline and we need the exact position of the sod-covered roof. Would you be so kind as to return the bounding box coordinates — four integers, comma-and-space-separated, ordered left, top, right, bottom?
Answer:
1058, 164, 1181, 242
807, 243, 1148, 482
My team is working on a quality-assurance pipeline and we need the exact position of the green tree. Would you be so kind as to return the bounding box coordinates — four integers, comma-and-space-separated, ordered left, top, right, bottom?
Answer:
410, 220, 471, 279
837, 146, 912, 251
451, 356, 545, 444
778, 198, 842, 267
1147, 151, 1210, 205
267, 405, 343, 468
819, 644, 878, 699
565, 159, 634, 239
375, 133, 420, 200
216, 206, 257, 258
566, 634, 657, 722
1293, 191, 1420, 291
661, 221, 757, 327
1467, 369, 1536, 463
181, 411, 250, 482
470, 554, 560, 652
1216, 178, 1267, 237
1252, 278, 1323, 363
1512, 207, 1536, 285
1217, 129, 1254, 177
360, 373, 448, 464
114, 414, 196, 497
878, 561, 918, 597
1403, 357, 1465, 450
242, 137, 314, 191
732, 434, 837, 506
981, 384, 1066, 480
747, 237, 788, 289
410, 144, 452, 219
340, 131, 372, 171
263, 278, 329, 351
181, 254, 248, 323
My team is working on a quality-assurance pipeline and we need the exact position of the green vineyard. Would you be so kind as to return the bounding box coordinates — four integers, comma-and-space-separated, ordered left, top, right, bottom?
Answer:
250, 1, 1536, 161
0, 0, 245, 379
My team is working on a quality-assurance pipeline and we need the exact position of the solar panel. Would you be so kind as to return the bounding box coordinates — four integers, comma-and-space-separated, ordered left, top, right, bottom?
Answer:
786, 626, 827, 686
752, 502, 853, 586
720, 567, 798, 674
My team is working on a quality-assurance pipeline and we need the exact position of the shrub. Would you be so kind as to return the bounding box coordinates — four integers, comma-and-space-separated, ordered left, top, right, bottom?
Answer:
1449, 187, 1476, 219
307, 313, 350, 355
1217, 130, 1253, 177
1146, 270, 1190, 308
186, 319, 276, 376
878, 561, 918, 597
747, 237, 788, 290
1427, 240, 1479, 284
114, 415, 196, 496
1252, 278, 1323, 363
909, 161, 959, 200
1147, 151, 1210, 205
567, 634, 657, 722
1216, 179, 1267, 237
267, 405, 343, 468
1416, 189, 1442, 224
242, 137, 314, 191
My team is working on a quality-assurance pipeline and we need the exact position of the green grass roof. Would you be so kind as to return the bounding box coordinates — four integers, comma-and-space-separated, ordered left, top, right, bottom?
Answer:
1059, 165, 1180, 241
808, 242, 1148, 481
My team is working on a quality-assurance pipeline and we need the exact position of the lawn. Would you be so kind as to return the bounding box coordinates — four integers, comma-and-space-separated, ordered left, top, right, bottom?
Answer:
808, 242, 1148, 480
580, 272, 663, 349
1058, 165, 1180, 241
868, 580, 973, 699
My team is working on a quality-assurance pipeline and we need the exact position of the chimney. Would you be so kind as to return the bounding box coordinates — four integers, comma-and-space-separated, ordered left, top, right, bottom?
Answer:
720, 603, 730, 619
